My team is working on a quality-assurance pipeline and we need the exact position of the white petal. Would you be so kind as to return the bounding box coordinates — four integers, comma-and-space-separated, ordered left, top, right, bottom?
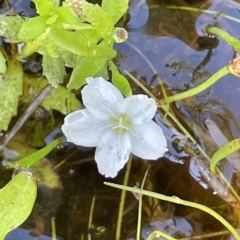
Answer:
95, 131, 131, 178
82, 77, 124, 120
61, 109, 110, 147
129, 120, 167, 159
118, 95, 157, 124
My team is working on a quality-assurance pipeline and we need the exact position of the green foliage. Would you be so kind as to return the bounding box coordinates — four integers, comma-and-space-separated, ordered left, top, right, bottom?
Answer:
0, 170, 37, 239
102, 0, 128, 24
0, 15, 26, 42
0, 50, 7, 74
67, 56, 107, 89
3, 0, 130, 91
109, 60, 132, 97
18, 138, 62, 167
0, 56, 23, 131
22, 75, 81, 114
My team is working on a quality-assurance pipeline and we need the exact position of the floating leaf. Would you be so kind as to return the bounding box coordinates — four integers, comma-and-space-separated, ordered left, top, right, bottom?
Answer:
67, 56, 107, 90
0, 170, 37, 239
42, 49, 66, 87
108, 60, 132, 96
0, 15, 26, 42
210, 138, 240, 173
101, 0, 128, 24
22, 75, 81, 114
0, 56, 23, 131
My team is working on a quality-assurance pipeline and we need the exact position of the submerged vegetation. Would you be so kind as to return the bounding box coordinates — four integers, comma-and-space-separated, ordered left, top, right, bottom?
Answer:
0, 0, 240, 239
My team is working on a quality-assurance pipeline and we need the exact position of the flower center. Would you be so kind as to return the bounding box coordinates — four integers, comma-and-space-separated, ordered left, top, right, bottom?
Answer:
111, 114, 133, 133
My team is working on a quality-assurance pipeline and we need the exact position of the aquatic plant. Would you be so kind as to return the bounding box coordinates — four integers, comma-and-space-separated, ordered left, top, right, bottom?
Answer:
61, 77, 167, 177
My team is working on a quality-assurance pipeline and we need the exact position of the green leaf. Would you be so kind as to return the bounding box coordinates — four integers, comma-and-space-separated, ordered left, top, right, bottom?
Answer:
18, 138, 62, 167
0, 50, 7, 74
18, 16, 47, 40
56, 6, 79, 24
22, 75, 81, 114
101, 0, 129, 24
0, 57, 23, 131
0, 170, 37, 239
67, 56, 107, 90
49, 24, 116, 58
46, 14, 58, 25
42, 49, 66, 87
82, 2, 113, 35
0, 15, 26, 42
32, 0, 56, 17
108, 61, 132, 96
210, 138, 240, 173
59, 49, 77, 67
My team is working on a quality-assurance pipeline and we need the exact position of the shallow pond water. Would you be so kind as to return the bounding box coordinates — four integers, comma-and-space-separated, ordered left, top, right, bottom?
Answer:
2, 0, 240, 240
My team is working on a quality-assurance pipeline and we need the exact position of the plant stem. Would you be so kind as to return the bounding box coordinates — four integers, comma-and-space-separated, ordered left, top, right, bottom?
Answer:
206, 26, 240, 51
105, 182, 240, 240
159, 65, 230, 104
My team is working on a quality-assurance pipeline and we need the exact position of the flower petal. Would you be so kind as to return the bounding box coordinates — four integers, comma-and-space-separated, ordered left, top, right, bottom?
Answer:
118, 95, 157, 124
95, 131, 131, 178
82, 77, 124, 120
129, 120, 167, 159
61, 109, 110, 147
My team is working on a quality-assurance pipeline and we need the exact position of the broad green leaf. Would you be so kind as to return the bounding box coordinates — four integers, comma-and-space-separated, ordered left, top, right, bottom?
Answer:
108, 61, 132, 96
42, 49, 66, 87
56, 6, 79, 24
49, 24, 116, 58
0, 57, 23, 131
67, 56, 107, 90
0, 15, 26, 42
82, 2, 113, 35
32, 0, 56, 17
22, 75, 81, 114
0, 170, 37, 239
18, 138, 62, 167
18, 16, 47, 40
101, 0, 129, 24
210, 138, 240, 173
0, 50, 7, 74
46, 14, 58, 25
59, 49, 77, 67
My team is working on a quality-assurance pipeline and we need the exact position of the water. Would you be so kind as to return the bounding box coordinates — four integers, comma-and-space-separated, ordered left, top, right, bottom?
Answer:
2, 0, 240, 239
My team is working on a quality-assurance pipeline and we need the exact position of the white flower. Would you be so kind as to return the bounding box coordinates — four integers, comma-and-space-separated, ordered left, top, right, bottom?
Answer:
61, 77, 167, 178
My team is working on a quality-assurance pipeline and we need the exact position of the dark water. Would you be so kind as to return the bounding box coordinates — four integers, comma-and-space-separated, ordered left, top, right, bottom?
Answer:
2, 0, 240, 240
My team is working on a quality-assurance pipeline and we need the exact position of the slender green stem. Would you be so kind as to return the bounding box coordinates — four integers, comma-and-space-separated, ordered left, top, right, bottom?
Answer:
124, 70, 158, 101
159, 65, 230, 104
136, 196, 142, 240
115, 155, 132, 240
206, 26, 240, 51
105, 182, 240, 240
